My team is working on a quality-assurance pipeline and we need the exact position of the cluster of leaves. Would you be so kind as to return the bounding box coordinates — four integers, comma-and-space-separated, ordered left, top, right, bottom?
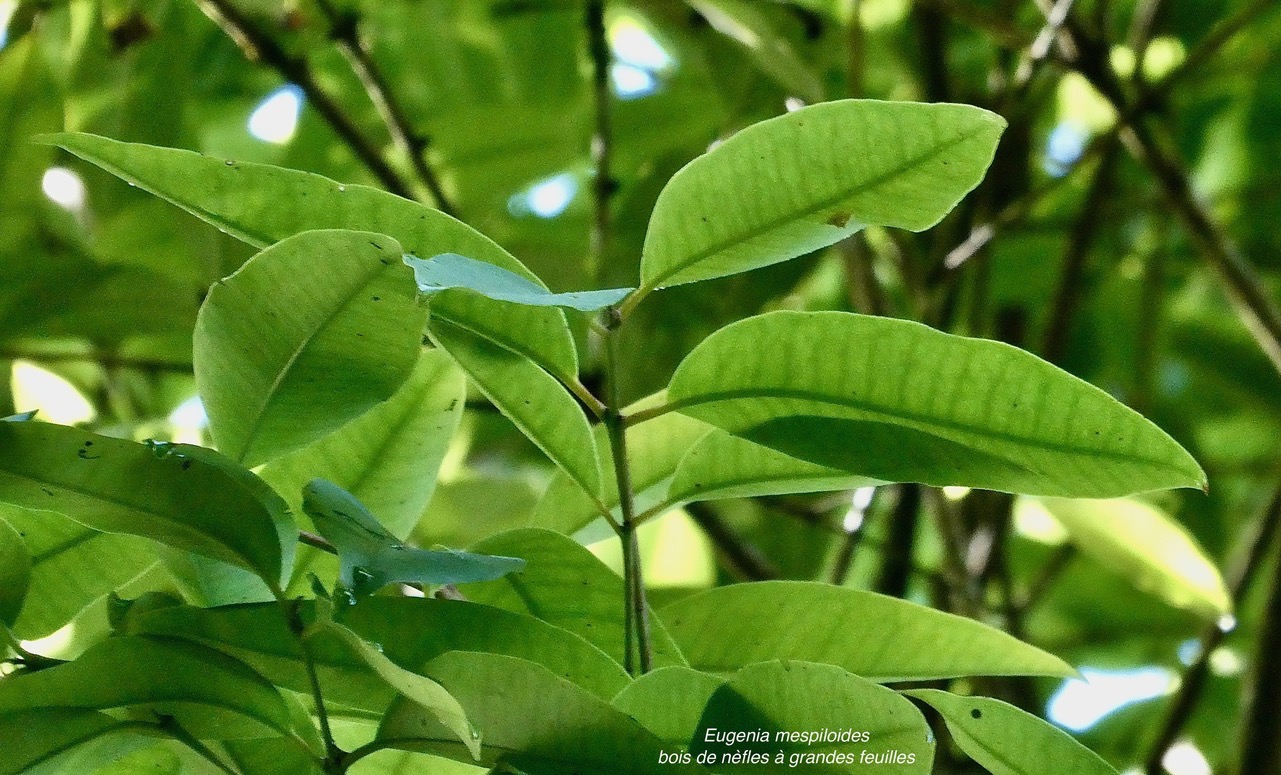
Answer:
2, 1, 1279, 774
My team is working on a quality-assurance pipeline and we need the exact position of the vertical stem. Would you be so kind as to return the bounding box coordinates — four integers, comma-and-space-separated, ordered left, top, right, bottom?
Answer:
586, 0, 613, 283
275, 593, 341, 771
603, 316, 652, 675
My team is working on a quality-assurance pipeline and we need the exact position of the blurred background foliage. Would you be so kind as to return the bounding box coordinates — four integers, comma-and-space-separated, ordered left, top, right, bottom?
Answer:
2, 0, 1281, 773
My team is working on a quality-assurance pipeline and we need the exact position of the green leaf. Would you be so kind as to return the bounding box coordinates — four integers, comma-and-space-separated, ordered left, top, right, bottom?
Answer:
691, 661, 933, 772
660, 581, 1075, 681
0, 514, 31, 627
1, 506, 158, 640
301, 479, 525, 596
0, 709, 146, 775
430, 320, 602, 498
0, 635, 293, 739
194, 229, 427, 467
408, 253, 632, 312
0, 422, 293, 587
44, 133, 580, 383
378, 652, 707, 774
465, 529, 687, 669
611, 667, 726, 747
312, 604, 480, 760
129, 596, 630, 707
904, 690, 1119, 775
260, 349, 466, 541
664, 311, 1206, 497
639, 100, 1004, 291
1035, 496, 1231, 620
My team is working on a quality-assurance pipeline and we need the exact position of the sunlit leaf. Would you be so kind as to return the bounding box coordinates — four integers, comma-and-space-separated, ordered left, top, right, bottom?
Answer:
640, 100, 1004, 290
408, 253, 632, 312
0, 709, 148, 775
611, 667, 725, 747
378, 652, 707, 774
0, 422, 293, 587
195, 230, 426, 467
301, 479, 524, 596
664, 311, 1206, 497
660, 581, 1075, 680
904, 690, 1119, 775
1035, 496, 1231, 619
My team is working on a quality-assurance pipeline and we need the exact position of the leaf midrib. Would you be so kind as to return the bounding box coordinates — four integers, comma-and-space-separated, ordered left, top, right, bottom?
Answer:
664, 387, 1187, 474
644, 123, 991, 290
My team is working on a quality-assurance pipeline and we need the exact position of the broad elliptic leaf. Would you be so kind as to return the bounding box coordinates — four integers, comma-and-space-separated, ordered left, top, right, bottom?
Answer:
408, 253, 632, 312
378, 652, 707, 774
261, 349, 466, 540
0, 635, 292, 739
301, 479, 524, 596
430, 320, 602, 498
0, 515, 31, 627
1035, 496, 1231, 620
660, 581, 1074, 681
313, 606, 479, 760
611, 667, 726, 747
691, 661, 933, 772
45, 133, 580, 383
639, 100, 1004, 291
465, 529, 686, 669
0, 421, 292, 587
194, 229, 426, 467
128, 597, 631, 709
664, 312, 1206, 498
1, 506, 157, 640
0, 709, 145, 775
904, 690, 1119, 775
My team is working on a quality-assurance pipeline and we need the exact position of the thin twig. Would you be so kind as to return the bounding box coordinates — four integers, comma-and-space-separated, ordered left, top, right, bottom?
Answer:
191, 0, 415, 199
315, 0, 458, 216
586, 0, 614, 283
686, 502, 781, 582
1143, 478, 1281, 774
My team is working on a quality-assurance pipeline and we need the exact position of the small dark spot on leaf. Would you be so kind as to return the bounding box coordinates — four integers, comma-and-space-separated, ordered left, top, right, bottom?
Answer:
77, 449, 100, 460
181, 460, 193, 470
380, 257, 392, 265
41, 488, 53, 497
83, 440, 94, 446
370, 241, 384, 250
970, 708, 982, 719
371, 296, 381, 301
827, 212, 851, 228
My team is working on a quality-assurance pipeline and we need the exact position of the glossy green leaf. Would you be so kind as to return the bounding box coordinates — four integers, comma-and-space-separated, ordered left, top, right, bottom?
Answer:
660, 581, 1074, 681
465, 528, 686, 669
430, 320, 601, 498
664, 311, 1206, 497
378, 652, 707, 774
261, 349, 465, 541
0, 515, 31, 627
0, 422, 292, 587
194, 229, 426, 467
313, 606, 479, 760
301, 479, 524, 595
904, 690, 1119, 775
0, 709, 147, 775
1035, 496, 1231, 620
2, 505, 158, 640
691, 661, 933, 772
129, 596, 630, 707
44, 133, 580, 383
611, 667, 726, 747
639, 100, 1004, 290
408, 253, 632, 312
0, 635, 292, 739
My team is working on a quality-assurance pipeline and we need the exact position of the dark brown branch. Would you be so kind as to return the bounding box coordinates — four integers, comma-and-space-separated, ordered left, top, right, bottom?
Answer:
586, 0, 614, 283
686, 502, 781, 582
191, 0, 415, 199
1144, 478, 1281, 774
315, 0, 458, 216
875, 484, 922, 598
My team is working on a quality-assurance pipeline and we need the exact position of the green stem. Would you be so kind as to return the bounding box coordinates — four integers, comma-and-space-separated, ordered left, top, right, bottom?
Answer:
602, 316, 653, 675
272, 588, 342, 772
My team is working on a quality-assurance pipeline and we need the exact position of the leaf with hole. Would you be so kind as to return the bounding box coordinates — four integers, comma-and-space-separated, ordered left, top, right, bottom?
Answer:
0, 421, 293, 587
904, 690, 1119, 775
639, 100, 1004, 291
664, 311, 1205, 497
194, 229, 426, 467
301, 479, 525, 596
660, 581, 1074, 681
